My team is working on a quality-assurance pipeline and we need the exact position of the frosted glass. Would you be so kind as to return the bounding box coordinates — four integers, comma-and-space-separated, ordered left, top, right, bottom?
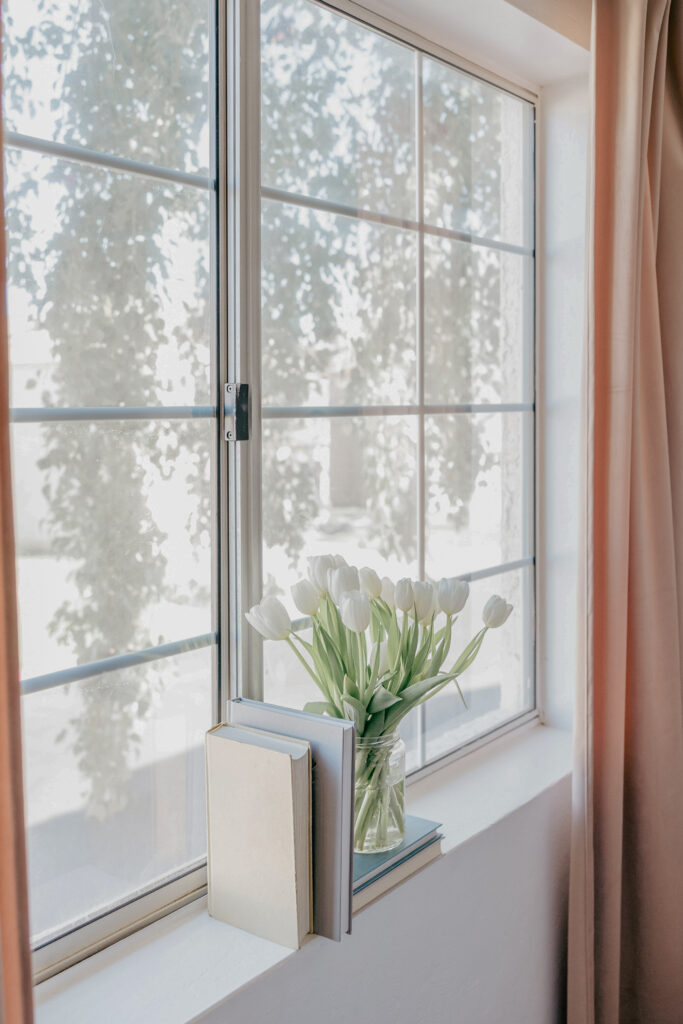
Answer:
423, 56, 532, 247
12, 419, 213, 682
22, 646, 212, 944
261, 0, 416, 218
424, 236, 532, 404
3, 0, 211, 174
261, 199, 417, 408
425, 412, 532, 578
5, 149, 211, 410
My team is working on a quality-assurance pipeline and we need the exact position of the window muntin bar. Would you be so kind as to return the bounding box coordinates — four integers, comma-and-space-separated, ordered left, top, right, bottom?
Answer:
20, 632, 218, 696
262, 402, 533, 419
261, 184, 534, 257
5, 132, 216, 191
11, 406, 216, 423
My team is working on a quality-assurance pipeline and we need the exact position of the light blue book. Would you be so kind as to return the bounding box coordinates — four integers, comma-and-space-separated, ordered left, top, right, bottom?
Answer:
353, 814, 442, 893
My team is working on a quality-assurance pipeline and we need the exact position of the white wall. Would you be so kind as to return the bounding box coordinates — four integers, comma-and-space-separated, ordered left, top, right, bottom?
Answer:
201, 777, 572, 1024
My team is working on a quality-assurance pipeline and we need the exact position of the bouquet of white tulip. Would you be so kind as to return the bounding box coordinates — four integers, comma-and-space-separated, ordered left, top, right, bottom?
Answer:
246, 554, 513, 852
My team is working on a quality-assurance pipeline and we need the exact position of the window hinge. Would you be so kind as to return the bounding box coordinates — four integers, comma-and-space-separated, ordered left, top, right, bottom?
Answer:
223, 382, 250, 442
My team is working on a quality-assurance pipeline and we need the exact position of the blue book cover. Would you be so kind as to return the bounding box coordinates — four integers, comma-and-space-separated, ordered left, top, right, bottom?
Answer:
353, 814, 442, 892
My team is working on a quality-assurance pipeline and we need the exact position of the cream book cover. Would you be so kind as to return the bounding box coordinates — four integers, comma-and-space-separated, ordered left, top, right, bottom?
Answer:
206, 723, 312, 949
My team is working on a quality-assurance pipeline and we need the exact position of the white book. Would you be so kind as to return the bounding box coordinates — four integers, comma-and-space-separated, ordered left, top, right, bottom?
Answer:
228, 698, 355, 940
206, 723, 312, 950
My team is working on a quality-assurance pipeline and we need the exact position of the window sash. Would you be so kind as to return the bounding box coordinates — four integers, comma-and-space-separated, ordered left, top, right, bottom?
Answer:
241, 0, 537, 777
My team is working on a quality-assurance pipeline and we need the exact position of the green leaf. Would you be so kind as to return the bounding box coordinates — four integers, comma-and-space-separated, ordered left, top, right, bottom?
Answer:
362, 710, 387, 738
342, 695, 367, 732
343, 674, 360, 701
303, 700, 342, 718
367, 685, 402, 713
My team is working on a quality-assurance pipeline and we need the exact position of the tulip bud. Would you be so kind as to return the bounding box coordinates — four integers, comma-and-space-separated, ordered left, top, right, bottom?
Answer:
291, 579, 321, 617
340, 591, 371, 633
394, 578, 414, 612
482, 595, 513, 628
245, 596, 292, 640
438, 577, 469, 615
307, 554, 336, 592
413, 581, 436, 623
359, 567, 381, 599
328, 565, 360, 604
380, 577, 395, 607
331, 553, 348, 568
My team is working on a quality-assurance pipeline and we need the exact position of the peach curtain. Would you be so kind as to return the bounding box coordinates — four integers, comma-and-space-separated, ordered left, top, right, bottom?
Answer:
0, 20, 34, 1024
568, 1, 683, 1022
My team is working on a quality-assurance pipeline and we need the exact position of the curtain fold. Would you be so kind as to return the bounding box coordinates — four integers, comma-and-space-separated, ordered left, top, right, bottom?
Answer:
568, 1, 683, 1022
0, 21, 34, 1024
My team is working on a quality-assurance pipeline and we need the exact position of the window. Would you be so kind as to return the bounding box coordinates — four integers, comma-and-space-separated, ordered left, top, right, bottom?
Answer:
250, 0, 536, 772
4, 0, 219, 972
3, 0, 535, 975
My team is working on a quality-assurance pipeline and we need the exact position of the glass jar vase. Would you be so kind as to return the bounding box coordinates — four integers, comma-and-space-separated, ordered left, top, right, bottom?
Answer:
354, 731, 406, 854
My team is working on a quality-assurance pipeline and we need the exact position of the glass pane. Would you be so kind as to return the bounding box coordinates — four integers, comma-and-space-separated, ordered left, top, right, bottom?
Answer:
424, 567, 533, 762
261, 414, 418, 616
13, 419, 213, 682
22, 645, 213, 944
424, 412, 532, 578
5, 148, 211, 409
261, 199, 417, 407
424, 236, 532, 404
422, 57, 532, 247
261, 0, 416, 218
2, 0, 212, 174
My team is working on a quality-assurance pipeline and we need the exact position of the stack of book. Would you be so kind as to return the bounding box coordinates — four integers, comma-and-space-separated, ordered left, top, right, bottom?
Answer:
352, 815, 443, 912
206, 699, 354, 949
206, 701, 443, 947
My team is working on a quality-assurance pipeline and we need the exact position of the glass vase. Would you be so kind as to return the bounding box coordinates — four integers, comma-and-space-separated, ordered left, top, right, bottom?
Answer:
354, 731, 405, 854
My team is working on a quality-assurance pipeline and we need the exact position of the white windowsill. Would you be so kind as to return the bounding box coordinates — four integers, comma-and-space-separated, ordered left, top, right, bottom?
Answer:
34, 722, 573, 1024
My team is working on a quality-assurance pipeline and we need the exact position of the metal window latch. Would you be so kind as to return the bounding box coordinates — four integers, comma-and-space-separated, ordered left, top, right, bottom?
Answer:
224, 382, 250, 442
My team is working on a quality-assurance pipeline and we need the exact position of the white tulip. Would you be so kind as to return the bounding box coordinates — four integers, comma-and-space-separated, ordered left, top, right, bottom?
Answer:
394, 578, 414, 612
340, 591, 371, 633
438, 577, 469, 615
413, 581, 436, 623
328, 565, 360, 604
482, 595, 513, 628
291, 579, 321, 617
307, 554, 336, 592
245, 596, 292, 640
359, 567, 381, 599
380, 577, 395, 607
331, 553, 348, 568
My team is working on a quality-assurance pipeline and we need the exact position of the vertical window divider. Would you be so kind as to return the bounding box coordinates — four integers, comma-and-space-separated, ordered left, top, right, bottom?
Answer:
226, 0, 263, 704
416, 50, 427, 767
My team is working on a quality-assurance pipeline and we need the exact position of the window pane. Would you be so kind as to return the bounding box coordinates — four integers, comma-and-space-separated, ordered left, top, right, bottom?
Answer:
261, 0, 416, 218
424, 236, 533, 405
424, 567, 533, 762
423, 57, 532, 247
3, 0, 212, 174
5, 149, 211, 410
22, 645, 212, 944
12, 419, 213, 682
261, 415, 418, 603
425, 412, 532, 578
261, 199, 417, 407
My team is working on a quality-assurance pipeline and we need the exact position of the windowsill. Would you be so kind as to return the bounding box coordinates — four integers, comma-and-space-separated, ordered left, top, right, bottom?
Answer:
34, 722, 572, 1024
